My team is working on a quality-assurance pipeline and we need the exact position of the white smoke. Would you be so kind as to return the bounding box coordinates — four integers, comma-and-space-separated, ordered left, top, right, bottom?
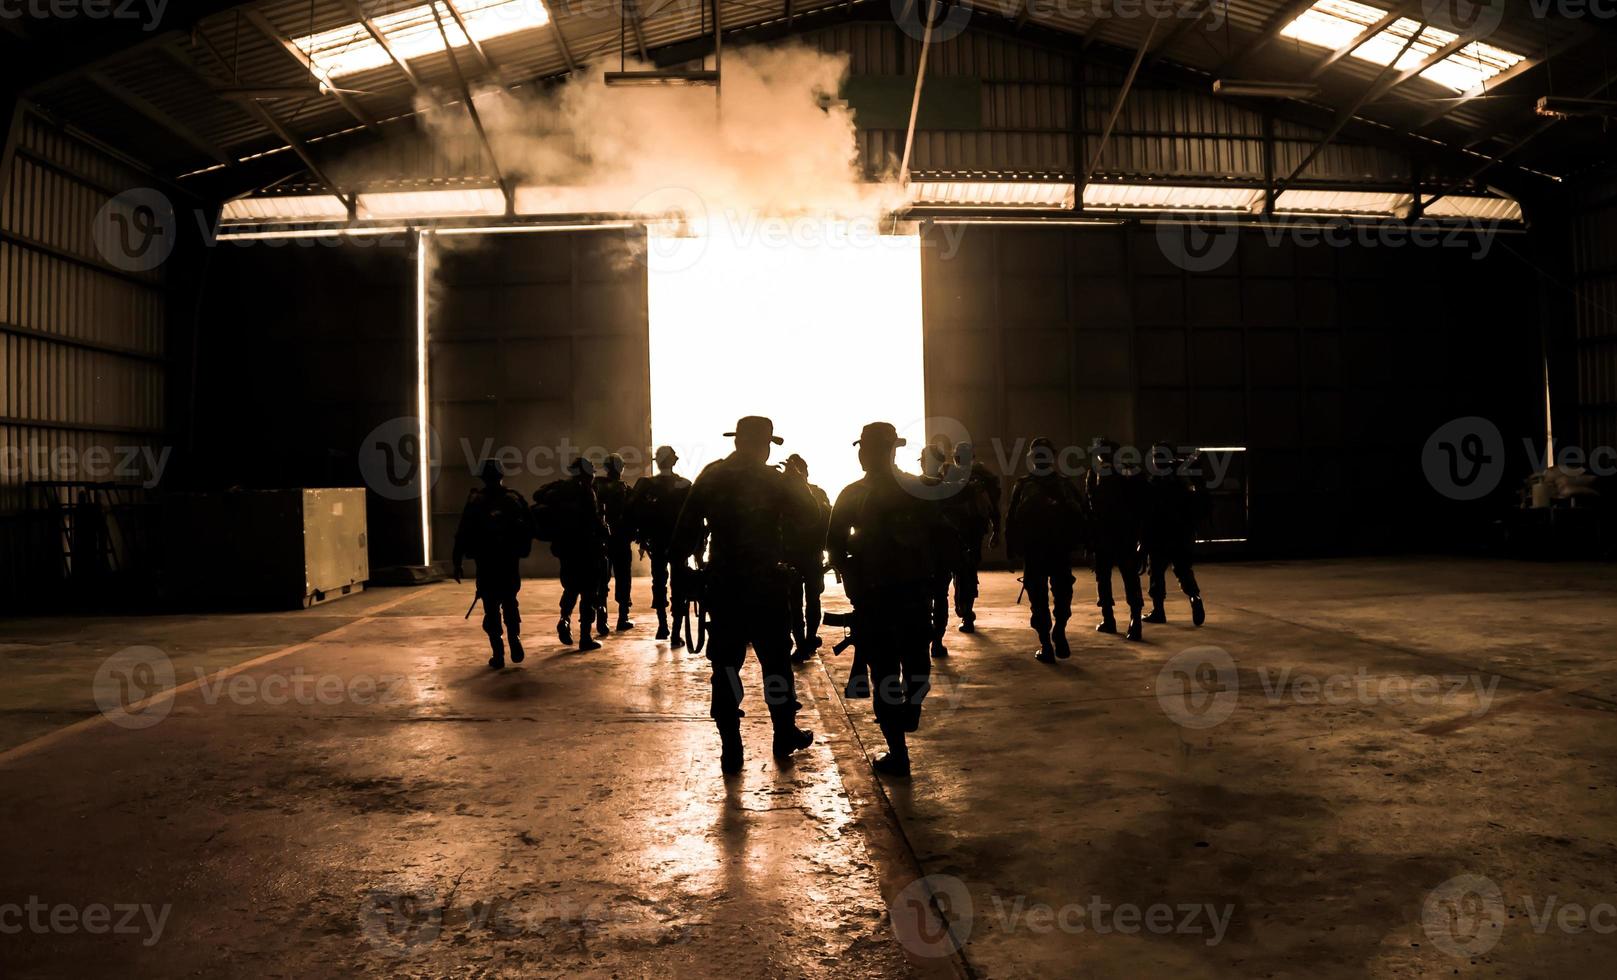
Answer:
416, 41, 904, 224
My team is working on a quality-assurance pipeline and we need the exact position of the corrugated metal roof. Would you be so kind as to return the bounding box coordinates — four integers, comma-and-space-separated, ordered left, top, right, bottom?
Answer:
19, 0, 1607, 185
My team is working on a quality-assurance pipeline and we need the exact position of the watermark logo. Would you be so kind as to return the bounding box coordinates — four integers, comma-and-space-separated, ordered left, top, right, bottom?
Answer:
1422, 874, 1506, 957
889, 873, 973, 958
891, 0, 972, 44
632, 186, 711, 274
1157, 217, 1241, 273
1422, 0, 1506, 38
1422, 416, 1505, 501
93, 188, 176, 272
0, 0, 169, 31
359, 417, 441, 502
1156, 646, 1239, 729
92, 646, 175, 730
361, 887, 443, 956
0, 897, 171, 946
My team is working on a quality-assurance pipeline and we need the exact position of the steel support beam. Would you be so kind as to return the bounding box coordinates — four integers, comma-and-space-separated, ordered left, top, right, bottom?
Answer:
625, 0, 651, 62
442, 0, 498, 76
167, 45, 348, 203
1275, 18, 1428, 194
430, 1, 507, 208
1085, 11, 1162, 179
85, 70, 233, 165
1216, 0, 1315, 75
243, 9, 380, 134
1305, 2, 1415, 80
341, 0, 431, 95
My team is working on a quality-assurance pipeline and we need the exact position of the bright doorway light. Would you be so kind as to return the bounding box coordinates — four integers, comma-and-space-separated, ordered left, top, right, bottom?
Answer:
647, 219, 925, 502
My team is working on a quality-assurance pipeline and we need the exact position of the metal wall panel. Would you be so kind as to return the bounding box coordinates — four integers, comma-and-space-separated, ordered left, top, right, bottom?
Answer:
922, 222, 1542, 555
428, 229, 651, 577
1572, 178, 1617, 453
0, 108, 170, 601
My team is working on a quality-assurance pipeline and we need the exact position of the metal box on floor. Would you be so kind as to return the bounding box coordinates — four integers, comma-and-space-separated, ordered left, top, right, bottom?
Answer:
162, 489, 369, 608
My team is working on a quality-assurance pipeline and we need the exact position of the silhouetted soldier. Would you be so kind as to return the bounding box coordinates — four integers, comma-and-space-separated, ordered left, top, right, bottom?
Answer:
952, 442, 1001, 632
629, 445, 692, 645
594, 452, 635, 634
828, 422, 946, 778
1142, 443, 1207, 626
535, 456, 607, 651
918, 445, 960, 659
781, 453, 831, 664
453, 459, 535, 670
671, 416, 816, 775
1087, 438, 1148, 642
1006, 437, 1088, 663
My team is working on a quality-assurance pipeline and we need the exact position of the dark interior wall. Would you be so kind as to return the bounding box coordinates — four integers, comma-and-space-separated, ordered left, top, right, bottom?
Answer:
921, 222, 1544, 558
188, 234, 418, 569
427, 229, 651, 577
1571, 174, 1617, 454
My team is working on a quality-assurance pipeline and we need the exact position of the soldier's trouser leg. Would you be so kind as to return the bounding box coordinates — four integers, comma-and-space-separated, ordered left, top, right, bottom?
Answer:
1120, 557, 1144, 614
804, 572, 823, 642
954, 540, 981, 617
706, 618, 748, 725
1148, 549, 1169, 605
1051, 566, 1074, 629
478, 567, 520, 639
752, 625, 799, 735
609, 539, 633, 610
649, 546, 670, 611
930, 575, 950, 643
1094, 551, 1118, 610
1173, 551, 1200, 598
560, 559, 596, 634
788, 573, 807, 648
1025, 564, 1053, 637
868, 595, 932, 736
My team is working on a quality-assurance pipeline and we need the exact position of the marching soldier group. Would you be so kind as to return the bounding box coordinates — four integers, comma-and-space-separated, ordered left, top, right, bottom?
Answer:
451, 418, 1209, 778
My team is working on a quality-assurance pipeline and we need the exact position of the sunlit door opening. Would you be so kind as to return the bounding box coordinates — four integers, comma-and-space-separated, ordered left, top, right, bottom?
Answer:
647, 220, 926, 503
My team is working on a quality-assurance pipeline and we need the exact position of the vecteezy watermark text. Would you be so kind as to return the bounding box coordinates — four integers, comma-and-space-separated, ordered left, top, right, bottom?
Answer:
0, 897, 170, 947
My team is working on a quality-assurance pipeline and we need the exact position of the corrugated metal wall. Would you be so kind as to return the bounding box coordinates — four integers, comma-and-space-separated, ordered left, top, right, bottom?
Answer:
921, 222, 1543, 556
0, 108, 169, 599
428, 229, 652, 577
190, 235, 419, 570
1572, 175, 1617, 453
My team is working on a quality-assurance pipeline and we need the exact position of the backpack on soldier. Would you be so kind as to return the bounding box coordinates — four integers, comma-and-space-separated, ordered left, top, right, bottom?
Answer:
467, 488, 534, 559
530, 480, 569, 543
1012, 476, 1087, 552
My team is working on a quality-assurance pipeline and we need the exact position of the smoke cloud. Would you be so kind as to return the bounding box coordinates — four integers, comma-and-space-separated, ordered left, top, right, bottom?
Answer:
416, 41, 904, 224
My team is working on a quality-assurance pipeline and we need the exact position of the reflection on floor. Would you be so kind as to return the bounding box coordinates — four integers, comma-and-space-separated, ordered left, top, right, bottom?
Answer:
2, 558, 1615, 978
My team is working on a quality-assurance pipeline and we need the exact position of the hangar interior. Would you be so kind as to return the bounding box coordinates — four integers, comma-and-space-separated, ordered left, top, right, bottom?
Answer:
2, 1, 1617, 977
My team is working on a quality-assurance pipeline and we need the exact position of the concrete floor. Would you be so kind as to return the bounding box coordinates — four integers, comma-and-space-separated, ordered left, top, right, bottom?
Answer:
1, 558, 1614, 978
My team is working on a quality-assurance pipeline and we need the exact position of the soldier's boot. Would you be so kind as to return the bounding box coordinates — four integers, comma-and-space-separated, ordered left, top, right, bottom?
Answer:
1189, 594, 1206, 627
1096, 609, 1118, 634
655, 608, 669, 640
1052, 626, 1071, 660
579, 633, 603, 652
487, 635, 505, 671
958, 613, 976, 634
556, 618, 573, 646
596, 608, 610, 636
1125, 610, 1144, 642
670, 616, 685, 650
930, 639, 948, 659
771, 705, 814, 759
1144, 602, 1167, 624
616, 604, 634, 632
1034, 627, 1057, 663
873, 725, 911, 778
508, 633, 525, 664
718, 722, 744, 776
